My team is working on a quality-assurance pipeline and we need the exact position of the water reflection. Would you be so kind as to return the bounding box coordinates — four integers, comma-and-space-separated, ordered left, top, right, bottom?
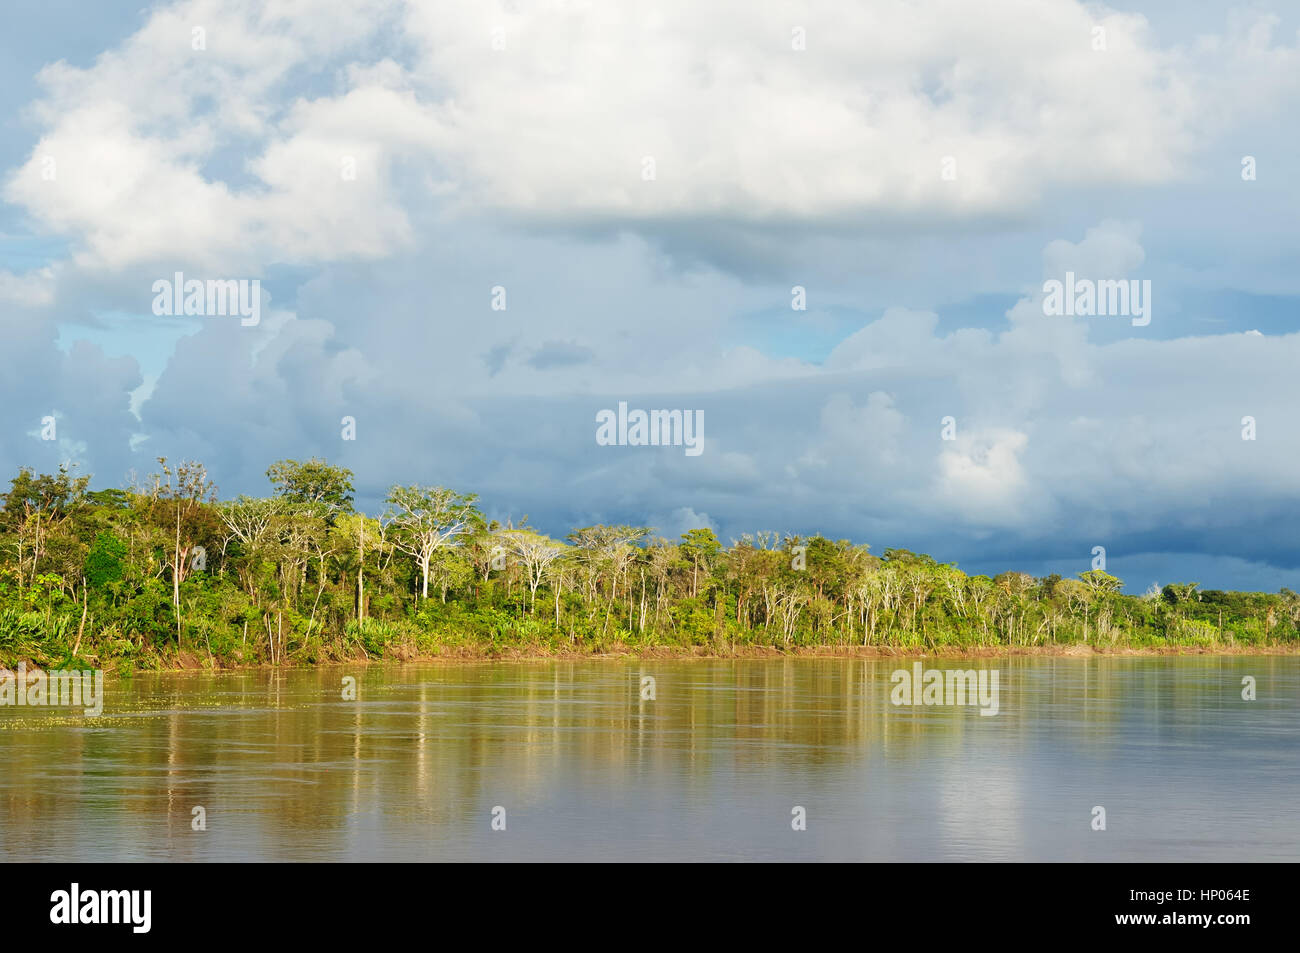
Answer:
0, 657, 1296, 860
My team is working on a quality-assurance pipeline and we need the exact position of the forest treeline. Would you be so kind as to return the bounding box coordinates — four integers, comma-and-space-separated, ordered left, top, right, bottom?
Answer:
1, 457, 1296, 670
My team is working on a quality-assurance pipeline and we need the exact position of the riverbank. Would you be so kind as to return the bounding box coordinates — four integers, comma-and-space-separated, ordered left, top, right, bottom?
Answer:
8, 638, 1297, 676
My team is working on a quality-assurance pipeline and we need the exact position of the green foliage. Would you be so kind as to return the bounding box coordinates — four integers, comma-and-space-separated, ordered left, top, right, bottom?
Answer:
266, 458, 356, 511
1080, 569, 1124, 594
84, 532, 127, 588
0, 459, 1294, 671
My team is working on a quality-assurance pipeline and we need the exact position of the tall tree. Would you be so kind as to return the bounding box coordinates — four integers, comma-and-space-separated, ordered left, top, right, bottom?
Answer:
384, 486, 479, 599
266, 458, 355, 512
499, 529, 566, 611
0, 465, 90, 586
143, 458, 218, 642
679, 528, 722, 599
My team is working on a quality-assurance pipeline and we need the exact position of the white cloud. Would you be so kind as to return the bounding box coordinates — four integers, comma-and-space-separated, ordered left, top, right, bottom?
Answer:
0, 267, 54, 306
402, 0, 1298, 225
933, 428, 1031, 525
655, 506, 716, 540
4, 0, 409, 271
8, 0, 1300, 273
4, 1, 1300, 589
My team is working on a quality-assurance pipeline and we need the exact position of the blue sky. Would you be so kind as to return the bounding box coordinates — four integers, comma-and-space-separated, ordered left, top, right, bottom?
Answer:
3, 0, 1300, 593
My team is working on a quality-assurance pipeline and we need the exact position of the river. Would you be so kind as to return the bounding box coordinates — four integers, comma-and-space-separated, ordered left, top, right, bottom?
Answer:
1, 657, 1296, 861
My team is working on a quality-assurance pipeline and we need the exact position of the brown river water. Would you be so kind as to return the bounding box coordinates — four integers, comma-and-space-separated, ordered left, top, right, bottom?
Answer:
1, 656, 1296, 861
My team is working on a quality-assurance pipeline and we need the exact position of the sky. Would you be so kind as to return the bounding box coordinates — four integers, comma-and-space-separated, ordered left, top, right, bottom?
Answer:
1, 0, 1299, 593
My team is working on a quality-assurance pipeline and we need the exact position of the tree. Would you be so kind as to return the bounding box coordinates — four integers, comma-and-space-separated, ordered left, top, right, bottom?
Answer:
385, 486, 479, 599
1079, 569, 1123, 595
679, 528, 722, 599
1, 454, 1292, 669
219, 497, 283, 549
499, 529, 566, 611
266, 458, 355, 512
428, 548, 474, 604
331, 512, 388, 621
142, 458, 218, 642
1161, 582, 1200, 605
0, 465, 90, 586
84, 531, 127, 589
568, 525, 650, 597
567, 525, 650, 635
465, 518, 503, 583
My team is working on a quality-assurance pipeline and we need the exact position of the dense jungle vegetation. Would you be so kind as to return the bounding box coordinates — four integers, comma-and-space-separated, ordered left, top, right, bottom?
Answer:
1, 457, 1295, 671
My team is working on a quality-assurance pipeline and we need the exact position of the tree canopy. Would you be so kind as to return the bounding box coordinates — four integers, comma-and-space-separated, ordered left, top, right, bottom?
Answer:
0, 458, 1293, 671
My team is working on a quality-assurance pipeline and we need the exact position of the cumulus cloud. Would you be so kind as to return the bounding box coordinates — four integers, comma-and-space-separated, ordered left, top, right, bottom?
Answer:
4, 0, 413, 271
400, 0, 1299, 228
9, 0, 1300, 275
3, 0, 1300, 592
654, 507, 716, 540
0, 266, 55, 306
